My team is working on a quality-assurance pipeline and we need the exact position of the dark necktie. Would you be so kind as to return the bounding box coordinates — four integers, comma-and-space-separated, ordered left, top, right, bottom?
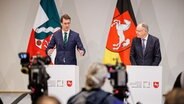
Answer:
64, 32, 68, 46
142, 39, 146, 55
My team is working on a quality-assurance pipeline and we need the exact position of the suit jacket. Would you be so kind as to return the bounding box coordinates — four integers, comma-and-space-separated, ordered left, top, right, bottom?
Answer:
67, 88, 123, 104
130, 34, 161, 66
47, 29, 85, 65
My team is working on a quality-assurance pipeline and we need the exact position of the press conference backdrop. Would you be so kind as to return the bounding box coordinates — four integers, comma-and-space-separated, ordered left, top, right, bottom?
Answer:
0, 0, 184, 95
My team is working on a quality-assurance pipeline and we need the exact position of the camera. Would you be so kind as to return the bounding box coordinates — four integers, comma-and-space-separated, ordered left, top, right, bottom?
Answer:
106, 61, 129, 102
18, 52, 51, 104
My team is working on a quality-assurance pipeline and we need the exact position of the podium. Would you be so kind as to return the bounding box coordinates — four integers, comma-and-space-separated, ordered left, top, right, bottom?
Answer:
46, 65, 79, 104
103, 66, 162, 104
46, 65, 162, 104
126, 66, 162, 104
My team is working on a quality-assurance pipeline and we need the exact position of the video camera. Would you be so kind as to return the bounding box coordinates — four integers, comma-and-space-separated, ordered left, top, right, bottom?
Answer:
106, 61, 129, 102
18, 52, 51, 104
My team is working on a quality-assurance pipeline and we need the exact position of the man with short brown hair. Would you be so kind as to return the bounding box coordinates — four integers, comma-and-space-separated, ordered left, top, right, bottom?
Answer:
47, 14, 86, 65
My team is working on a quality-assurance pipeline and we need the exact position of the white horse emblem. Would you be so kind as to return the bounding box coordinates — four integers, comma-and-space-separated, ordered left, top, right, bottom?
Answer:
111, 19, 131, 50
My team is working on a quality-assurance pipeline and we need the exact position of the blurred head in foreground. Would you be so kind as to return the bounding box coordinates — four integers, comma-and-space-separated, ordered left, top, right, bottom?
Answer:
85, 62, 108, 90
36, 96, 61, 104
164, 88, 184, 104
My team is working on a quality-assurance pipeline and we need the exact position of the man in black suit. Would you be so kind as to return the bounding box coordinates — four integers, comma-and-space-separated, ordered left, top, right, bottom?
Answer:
47, 14, 85, 65
130, 23, 161, 66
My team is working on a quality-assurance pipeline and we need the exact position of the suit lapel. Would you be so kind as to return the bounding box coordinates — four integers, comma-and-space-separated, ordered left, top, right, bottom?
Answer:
65, 30, 72, 47
138, 38, 144, 57
68, 31, 72, 42
144, 35, 150, 56
61, 31, 64, 43
59, 30, 64, 48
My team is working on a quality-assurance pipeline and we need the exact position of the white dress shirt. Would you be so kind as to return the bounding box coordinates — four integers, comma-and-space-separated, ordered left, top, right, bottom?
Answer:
62, 30, 70, 41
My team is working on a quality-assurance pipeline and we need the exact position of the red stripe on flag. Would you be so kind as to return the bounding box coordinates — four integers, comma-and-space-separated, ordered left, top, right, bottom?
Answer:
27, 29, 50, 57
27, 29, 37, 57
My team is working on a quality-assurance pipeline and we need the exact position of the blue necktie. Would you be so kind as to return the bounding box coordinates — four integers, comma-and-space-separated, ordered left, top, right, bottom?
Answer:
142, 39, 146, 55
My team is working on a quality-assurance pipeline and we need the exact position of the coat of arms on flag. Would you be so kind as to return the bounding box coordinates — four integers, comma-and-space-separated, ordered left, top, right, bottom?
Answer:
104, 0, 137, 65
27, 0, 61, 60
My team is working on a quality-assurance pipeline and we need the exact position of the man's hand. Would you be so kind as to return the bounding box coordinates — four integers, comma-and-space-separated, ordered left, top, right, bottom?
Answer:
48, 48, 55, 56
78, 49, 85, 56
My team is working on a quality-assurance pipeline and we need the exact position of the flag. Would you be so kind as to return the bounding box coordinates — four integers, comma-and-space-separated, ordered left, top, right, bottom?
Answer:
27, 0, 61, 58
103, 0, 137, 65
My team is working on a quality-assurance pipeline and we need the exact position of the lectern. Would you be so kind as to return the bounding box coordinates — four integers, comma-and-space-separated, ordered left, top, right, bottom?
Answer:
46, 65, 79, 104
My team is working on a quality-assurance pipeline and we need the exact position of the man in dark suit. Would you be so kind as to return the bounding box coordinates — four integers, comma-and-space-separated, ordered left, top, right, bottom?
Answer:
46, 14, 85, 65
130, 23, 161, 66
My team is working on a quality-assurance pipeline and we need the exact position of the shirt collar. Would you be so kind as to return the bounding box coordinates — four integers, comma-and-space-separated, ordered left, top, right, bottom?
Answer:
143, 34, 149, 41
62, 29, 70, 35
